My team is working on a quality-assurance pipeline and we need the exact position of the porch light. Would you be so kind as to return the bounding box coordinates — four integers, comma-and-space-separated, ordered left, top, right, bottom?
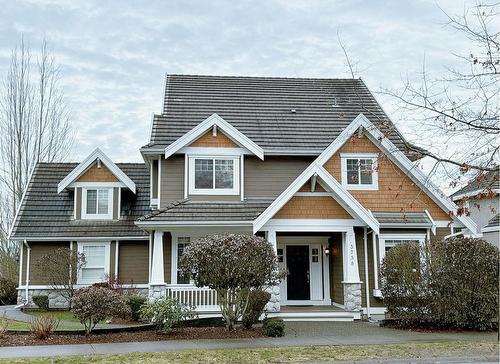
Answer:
323, 246, 330, 256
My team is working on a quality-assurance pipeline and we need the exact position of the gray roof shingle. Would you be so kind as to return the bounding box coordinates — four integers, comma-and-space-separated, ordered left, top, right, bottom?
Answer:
451, 167, 500, 198
143, 74, 410, 155
138, 200, 273, 222
10, 163, 150, 239
484, 213, 499, 229
373, 212, 433, 226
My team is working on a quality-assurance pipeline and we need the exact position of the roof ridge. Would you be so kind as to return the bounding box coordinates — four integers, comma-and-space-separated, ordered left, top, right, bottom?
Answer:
167, 73, 363, 81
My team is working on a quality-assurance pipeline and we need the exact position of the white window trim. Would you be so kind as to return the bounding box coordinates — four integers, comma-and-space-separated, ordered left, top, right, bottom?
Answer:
378, 233, 426, 263
188, 156, 240, 195
77, 241, 111, 285
81, 187, 113, 220
341, 153, 379, 191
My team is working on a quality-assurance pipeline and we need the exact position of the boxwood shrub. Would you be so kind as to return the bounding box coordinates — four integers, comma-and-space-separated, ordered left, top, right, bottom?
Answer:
32, 295, 49, 310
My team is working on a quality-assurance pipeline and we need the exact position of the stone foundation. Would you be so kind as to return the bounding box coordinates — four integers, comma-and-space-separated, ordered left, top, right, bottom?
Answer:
148, 284, 167, 300
343, 283, 362, 311
265, 285, 280, 312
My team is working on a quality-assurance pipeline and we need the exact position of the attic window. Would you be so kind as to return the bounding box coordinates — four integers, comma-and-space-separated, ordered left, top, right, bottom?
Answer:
341, 153, 378, 190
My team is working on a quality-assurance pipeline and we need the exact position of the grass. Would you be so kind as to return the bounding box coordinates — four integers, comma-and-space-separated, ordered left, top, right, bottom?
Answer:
4, 319, 78, 332
26, 311, 80, 323
0, 341, 497, 363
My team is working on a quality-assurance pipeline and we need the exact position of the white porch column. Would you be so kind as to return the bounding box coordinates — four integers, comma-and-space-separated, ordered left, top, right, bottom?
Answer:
264, 230, 280, 312
149, 231, 166, 300
342, 228, 362, 311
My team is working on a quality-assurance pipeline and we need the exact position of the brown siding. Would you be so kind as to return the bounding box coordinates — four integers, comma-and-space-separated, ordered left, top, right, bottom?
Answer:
110, 241, 116, 277
152, 159, 158, 199
329, 233, 343, 304
323, 135, 451, 221
77, 162, 118, 182
118, 241, 149, 284
190, 130, 238, 148
163, 233, 172, 284
160, 155, 184, 206
113, 187, 119, 219
245, 156, 313, 198
26, 242, 70, 285
274, 196, 352, 219
75, 188, 82, 219
431, 227, 452, 243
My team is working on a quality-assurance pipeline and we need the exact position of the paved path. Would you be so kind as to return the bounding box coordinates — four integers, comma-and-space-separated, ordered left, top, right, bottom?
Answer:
0, 321, 497, 360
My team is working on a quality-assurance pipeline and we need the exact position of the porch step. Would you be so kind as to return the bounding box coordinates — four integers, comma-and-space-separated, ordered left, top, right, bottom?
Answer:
267, 311, 357, 322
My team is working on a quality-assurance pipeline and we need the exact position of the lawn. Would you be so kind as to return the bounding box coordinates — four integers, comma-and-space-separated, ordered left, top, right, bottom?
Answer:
4, 319, 79, 332
25, 311, 80, 323
0, 341, 497, 363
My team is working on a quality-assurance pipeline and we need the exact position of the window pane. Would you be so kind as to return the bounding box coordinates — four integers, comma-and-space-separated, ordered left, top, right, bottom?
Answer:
215, 159, 234, 189
98, 189, 109, 214
177, 239, 190, 284
359, 159, 373, 184
83, 245, 105, 267
346, 159, 359, 184
86, 190, 97, 214
194, 159, 213, 188
82, 268, 104, 281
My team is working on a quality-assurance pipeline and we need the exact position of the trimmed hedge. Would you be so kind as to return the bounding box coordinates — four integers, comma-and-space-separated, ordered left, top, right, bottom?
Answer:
32, 295, 49, 310
263, 317, 285, 337
381, 237, 499, 329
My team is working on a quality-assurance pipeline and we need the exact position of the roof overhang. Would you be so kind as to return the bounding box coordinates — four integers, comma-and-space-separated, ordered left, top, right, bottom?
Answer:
164, 113, 264, 160
57, 148, 136, 194
452, 188, 500, 201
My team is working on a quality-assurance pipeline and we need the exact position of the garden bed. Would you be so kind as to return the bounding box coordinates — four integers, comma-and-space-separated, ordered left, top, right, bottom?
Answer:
379, 319, 498, 332
0, 326, 265, 347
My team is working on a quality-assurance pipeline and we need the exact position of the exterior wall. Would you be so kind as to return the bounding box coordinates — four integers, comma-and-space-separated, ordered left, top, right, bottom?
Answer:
76, 162, 118, 182
113, 187, 119, 219
329, 233, 343, 305
464, 195, 499, 231
163, 233, 172, 284
21, 242, 70, 285
151, 159, 159, 199
323, 134, 450, 221
483, 230, 500, 247
190, 130, 238, 148
75, 188, 82, 219
161, 155, 185, 206
274, 196, 352, 219
118, 240, 150, 284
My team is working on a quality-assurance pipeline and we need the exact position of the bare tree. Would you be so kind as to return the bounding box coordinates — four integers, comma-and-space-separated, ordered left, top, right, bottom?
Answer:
0, 38, 73, 244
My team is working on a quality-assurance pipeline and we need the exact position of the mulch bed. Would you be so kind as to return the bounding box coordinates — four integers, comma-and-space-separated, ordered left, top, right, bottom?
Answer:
381, 320, 497, 333
0, 326, 265, 347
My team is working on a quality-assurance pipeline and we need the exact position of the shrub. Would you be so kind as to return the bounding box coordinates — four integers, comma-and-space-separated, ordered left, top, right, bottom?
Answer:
127, 295, 147, 321
71, 286, 130, 335
242, 290, 271, 329
92, 273, 127, 295
0, 277, 17, 305
30, 316, 60, 339
0, 315, 9, 338
140, 297, 195, 333
32, 295, 49, 310
381, 237, 499, 329
263, 317, 285, 337
180, 234, 284, 330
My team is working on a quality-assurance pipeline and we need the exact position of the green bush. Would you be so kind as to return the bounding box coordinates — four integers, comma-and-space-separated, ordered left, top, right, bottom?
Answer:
127, 295, 147, 321
140, 297, 195, 333
381, 237, 499, 329
32, 295, 49, 310
0, 277, 17, 305
263, 317, 285, 337
242, 290, 271, 329
72, 286, 130, 335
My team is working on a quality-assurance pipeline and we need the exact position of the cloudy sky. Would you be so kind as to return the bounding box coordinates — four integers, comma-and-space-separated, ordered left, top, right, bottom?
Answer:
0, 0, 479, 188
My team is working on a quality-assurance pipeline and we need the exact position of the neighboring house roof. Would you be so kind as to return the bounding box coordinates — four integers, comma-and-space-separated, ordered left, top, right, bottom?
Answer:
137, 200, 272, 225
143, 74, 411, 156
451, 166, 500, 200
483, 213, 499, 232
9, 163, 149, 240
373, 212, 433, 227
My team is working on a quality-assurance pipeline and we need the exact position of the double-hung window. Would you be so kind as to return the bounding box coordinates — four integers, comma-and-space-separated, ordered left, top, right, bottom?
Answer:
341, 153, 378, 190
379, 234, 426, 262
78, 242, 110, 284
189, 156, 239, 195
82, 188, 113, 219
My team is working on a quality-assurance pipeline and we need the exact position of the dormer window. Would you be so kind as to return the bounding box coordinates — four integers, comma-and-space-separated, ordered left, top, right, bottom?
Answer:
82, 187, 113, 219
188, 156, 239, 195
341, 153, 378, 190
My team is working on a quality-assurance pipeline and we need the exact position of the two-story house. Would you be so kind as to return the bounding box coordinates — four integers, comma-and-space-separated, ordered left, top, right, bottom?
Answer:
10, 75, 477, 320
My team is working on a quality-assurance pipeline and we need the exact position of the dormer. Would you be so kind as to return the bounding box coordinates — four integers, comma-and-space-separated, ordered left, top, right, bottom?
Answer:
57, 148, 136, 220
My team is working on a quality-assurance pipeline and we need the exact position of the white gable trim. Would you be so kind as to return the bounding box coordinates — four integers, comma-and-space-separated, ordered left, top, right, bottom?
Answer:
255, 113, 477, 234
253, 163, 380, 234
164, 113, 264, 160
57, 148, 136, 194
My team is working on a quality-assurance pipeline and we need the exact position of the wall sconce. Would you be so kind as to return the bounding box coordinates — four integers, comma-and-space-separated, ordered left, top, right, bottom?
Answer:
323, 245, 330, 256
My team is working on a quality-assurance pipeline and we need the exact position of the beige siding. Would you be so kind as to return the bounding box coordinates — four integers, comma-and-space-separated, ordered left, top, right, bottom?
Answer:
23, 242, 70, 285
75, 188, 82, 220
274, 196, 352, 219
113, 187, 119, 219
118, 241, 149, 284
152, 159, 159, 199
163, 233, 172, 284
110, 241, 116, 277
329, 233, 344, 304
160, 155, 184, 206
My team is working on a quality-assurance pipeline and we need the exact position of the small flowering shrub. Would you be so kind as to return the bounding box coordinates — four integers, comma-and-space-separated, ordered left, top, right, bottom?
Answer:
71, 286, 130, 335
140, 297, 195, 333
180, 234, 284, 330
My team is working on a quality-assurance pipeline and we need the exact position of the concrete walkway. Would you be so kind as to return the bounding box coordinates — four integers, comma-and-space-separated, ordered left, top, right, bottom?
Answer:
0, 321, 497, 360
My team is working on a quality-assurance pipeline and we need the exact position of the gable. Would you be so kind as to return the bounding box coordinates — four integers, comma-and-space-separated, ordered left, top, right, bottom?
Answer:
323, 134, 450, 220
274, 195, 353, 219
298, 178, 327, 192
189, 130, 239, 148
77, 162, 118, 182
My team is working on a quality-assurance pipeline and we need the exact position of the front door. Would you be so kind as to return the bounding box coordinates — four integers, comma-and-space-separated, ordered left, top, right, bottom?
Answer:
286, 245, 310, 300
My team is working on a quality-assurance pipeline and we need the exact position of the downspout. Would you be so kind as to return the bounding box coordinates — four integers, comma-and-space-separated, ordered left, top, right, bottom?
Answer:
363, 228, 371, 319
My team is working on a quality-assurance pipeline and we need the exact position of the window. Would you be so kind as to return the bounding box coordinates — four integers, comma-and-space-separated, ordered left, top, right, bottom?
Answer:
311, 248, 319, 263
189, 157, 239, 195
82, 188, 113, 219
379, 234, 426, 261
78, 242, 110, 284
176, 237, 191, 284
341, 154, 378, 190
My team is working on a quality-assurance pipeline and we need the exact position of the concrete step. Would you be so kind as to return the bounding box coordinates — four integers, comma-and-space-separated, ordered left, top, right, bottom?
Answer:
267, 311, 357, 322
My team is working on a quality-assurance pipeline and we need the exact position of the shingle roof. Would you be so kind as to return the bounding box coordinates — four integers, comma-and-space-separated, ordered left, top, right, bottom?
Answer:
373, 212, 433, 226
451, 167, 500, 198
144, 74, 410, 155
138, 200, 273, 222
484, 213, 499, 229
10, 163, 150, 239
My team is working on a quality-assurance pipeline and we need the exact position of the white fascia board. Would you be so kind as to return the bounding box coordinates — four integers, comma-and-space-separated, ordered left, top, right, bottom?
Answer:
452, 189, 500, 201
482, 225, 500, 233
135, 220, 253, 228
164, 113, 264, 160
57, 148, 136, 194
10, 236, 148, 241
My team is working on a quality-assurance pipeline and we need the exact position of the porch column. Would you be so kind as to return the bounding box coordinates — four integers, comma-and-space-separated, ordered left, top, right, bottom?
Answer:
342, 228, 362, 311
265, 230, 280, 312
149, 231, 166, 300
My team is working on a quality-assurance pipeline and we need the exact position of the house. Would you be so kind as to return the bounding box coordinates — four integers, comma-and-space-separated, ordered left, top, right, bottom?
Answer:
10, 75, 477, 320
451, 167, 499, 247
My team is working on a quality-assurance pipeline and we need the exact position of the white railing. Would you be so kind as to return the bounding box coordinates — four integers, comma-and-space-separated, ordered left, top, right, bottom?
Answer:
166, 285, 219, 312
